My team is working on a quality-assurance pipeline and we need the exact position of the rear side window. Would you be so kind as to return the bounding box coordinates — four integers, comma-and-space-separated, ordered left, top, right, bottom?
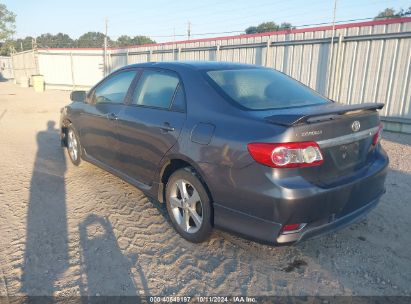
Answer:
206, 69, 328, 110
170, 84, 186, 112
94, 70, 137, 104
132, 70, 180, 109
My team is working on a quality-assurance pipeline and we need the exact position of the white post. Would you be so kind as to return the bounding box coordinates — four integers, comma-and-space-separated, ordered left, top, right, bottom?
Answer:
265, 39, 271, 67
70, 52, 75, 89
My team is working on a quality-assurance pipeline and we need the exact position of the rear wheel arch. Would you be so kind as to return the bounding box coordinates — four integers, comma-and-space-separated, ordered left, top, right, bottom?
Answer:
158, 157, 214, 209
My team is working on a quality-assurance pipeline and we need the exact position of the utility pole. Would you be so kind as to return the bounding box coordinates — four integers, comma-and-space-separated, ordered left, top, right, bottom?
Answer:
326, 0, 338, 97
173, 27, 176, 60
104, 18, 108, 76
31, 38, 37, 50
187, 21, 191, 40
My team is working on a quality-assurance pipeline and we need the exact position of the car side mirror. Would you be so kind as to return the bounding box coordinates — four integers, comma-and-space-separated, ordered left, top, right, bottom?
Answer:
70, 90, 87, 103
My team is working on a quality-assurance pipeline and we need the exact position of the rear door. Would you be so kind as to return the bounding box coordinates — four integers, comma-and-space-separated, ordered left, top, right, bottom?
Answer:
78, 69, 138, 168
115, 69, 186, 185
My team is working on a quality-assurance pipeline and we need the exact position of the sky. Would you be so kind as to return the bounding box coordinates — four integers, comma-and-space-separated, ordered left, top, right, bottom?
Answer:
2, 0, 411, 42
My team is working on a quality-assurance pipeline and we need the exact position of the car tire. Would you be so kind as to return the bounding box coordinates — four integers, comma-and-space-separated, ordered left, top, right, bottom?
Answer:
66, 125, 82, 166
166, 168, 213, 243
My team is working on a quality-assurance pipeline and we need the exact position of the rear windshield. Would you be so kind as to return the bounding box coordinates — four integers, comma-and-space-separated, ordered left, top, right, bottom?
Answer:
206, 68, 328, 110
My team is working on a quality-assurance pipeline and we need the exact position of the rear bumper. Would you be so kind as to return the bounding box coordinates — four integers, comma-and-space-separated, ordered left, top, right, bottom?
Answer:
210, 148, 388, 245
214, 191, 384, 245
278, 192, 382, 244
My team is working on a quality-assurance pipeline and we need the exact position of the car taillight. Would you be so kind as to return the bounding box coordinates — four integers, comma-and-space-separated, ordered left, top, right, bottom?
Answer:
372, 123, 383, 145
247, 141, 324, 168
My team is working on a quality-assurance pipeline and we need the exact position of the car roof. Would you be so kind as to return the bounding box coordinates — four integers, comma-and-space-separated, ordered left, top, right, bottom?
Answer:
119, 61, 262, 72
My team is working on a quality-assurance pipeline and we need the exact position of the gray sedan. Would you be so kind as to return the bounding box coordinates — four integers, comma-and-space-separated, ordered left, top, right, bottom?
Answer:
60, 61, 388, 244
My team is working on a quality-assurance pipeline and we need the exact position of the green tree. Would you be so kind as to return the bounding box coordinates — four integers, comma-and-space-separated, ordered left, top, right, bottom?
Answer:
374, 7, 411, 19
115, 35, 133, 47
76, 31, 111, 48
16, 36, 35, 51
246, 22, 278, 34
280, 22, 293, 30
0, 3, 16, 55
130, 35, 155, 45
115, 35, 155, 47
0, 3, 16, 41
36, 33, 74, 48
0, 40, 13, 55
375, 8, 399, 19
7, 36, 34, 52
245, 26, 258, 34
245, 21, 293, 34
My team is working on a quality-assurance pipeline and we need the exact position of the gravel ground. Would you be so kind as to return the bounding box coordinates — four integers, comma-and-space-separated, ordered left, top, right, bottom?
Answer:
0, 80, 410, 297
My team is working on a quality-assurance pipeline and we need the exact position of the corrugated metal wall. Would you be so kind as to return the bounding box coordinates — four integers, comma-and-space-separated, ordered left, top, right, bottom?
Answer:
10, 18, 411, 124
11, 50, 37, 83
37, 50, 105, 89
109, 18, 411, 121
0, 56, 14, 79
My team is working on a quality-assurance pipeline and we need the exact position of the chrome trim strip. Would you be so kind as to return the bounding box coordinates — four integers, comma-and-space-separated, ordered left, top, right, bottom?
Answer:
317, 126, 379, 148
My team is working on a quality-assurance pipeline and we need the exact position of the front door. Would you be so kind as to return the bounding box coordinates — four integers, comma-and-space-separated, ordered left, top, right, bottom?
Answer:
79, 69, 138, 169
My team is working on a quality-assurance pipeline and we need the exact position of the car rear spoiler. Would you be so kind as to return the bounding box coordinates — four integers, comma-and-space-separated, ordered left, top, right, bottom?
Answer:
264, 103, 385, 126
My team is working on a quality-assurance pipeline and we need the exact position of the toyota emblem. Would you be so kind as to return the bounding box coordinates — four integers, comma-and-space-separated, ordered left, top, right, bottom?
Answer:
351, 121, 361, 132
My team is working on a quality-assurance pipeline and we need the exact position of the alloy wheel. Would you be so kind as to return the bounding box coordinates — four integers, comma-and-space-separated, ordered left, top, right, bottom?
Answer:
67, 129, 78, 161
169, 179, 203, 233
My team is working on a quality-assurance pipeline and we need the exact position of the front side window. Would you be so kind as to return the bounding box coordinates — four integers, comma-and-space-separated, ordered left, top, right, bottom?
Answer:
94, 70, 137, 104
131, 70, 180, 109
206, 68, 328, 110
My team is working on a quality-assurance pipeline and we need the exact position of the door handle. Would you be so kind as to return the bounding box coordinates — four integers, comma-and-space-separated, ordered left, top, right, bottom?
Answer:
106, 113, 117, 121
160, 122, 175, 132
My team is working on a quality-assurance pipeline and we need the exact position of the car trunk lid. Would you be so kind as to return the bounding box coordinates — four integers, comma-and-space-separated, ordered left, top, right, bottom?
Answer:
263, 102, 384, 187
264, 102, 383, 127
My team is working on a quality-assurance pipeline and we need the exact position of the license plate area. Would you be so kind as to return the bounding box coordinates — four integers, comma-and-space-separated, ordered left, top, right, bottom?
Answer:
328, 140, 364, 170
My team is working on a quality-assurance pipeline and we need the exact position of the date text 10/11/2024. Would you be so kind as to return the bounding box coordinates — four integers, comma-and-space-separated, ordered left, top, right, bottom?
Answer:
149, 296, 257, 303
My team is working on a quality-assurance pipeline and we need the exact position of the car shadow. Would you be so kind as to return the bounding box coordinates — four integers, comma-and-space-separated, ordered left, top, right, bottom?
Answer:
21, 121, 69, 296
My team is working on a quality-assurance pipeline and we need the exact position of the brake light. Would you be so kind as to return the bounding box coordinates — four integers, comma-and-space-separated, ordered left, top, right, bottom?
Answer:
372, 123, 383, 145
247, 141, 324, 168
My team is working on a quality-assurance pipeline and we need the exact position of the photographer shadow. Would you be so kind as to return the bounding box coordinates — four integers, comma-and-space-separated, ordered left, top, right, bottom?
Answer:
21, 121, 69, 298
78, 214, 148, 303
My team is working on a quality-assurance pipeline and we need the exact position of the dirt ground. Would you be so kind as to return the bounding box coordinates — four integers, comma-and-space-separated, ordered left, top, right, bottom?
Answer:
0, 80, 410, 297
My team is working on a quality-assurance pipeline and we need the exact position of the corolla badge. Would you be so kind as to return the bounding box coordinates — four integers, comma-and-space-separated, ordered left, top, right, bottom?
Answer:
301, 130, 323, 137
351, 121, 361, 132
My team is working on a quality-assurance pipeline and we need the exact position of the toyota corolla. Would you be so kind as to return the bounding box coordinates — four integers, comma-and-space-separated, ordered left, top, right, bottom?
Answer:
60, 61, 388, 244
